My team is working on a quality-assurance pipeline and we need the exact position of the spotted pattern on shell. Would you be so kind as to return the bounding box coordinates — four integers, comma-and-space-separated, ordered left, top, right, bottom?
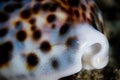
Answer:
26, 52, 39, 70
0, 0, 108, 80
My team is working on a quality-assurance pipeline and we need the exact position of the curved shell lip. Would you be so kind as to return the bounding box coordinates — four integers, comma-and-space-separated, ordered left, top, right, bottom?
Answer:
76, 23, 109, 70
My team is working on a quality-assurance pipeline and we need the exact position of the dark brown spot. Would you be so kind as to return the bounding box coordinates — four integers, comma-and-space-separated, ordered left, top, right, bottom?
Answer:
31, 25, 36, 31
59, 23, 70, 35
0, 28, 8, 38
40, 41, 52, 53
42, 3, 58, 12
51, 24, 56, 29
15, 21, 22, 29
90, 4, 98, 14
81, 4, 86, 11
16, 30, 27, 42
0, 12, 9, 23
90, 5, 95, 13
29, 18, 36, 25
65, 37, 78, 47
15, 21, 21, 26
32, 29, 41, 40
51, 58, 59, 69
4, 3, 22, 13
26, 53, 39, 69
1, 41, 13, 53
68, 0, 80, 7
74, 10, 80, 17
42, 3, 51, 11
61, 0, 66, 4
0, 41, 13, 67
90, 7, 95, 14
20, 9, 31, 19
49, 3, 58, 12
99, 22, 104, 33
82, 12, 86, 21
90, 13, 97, 30
32, 3, 41, 14
47, 14, 56, 23
87, 18, 91, 23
